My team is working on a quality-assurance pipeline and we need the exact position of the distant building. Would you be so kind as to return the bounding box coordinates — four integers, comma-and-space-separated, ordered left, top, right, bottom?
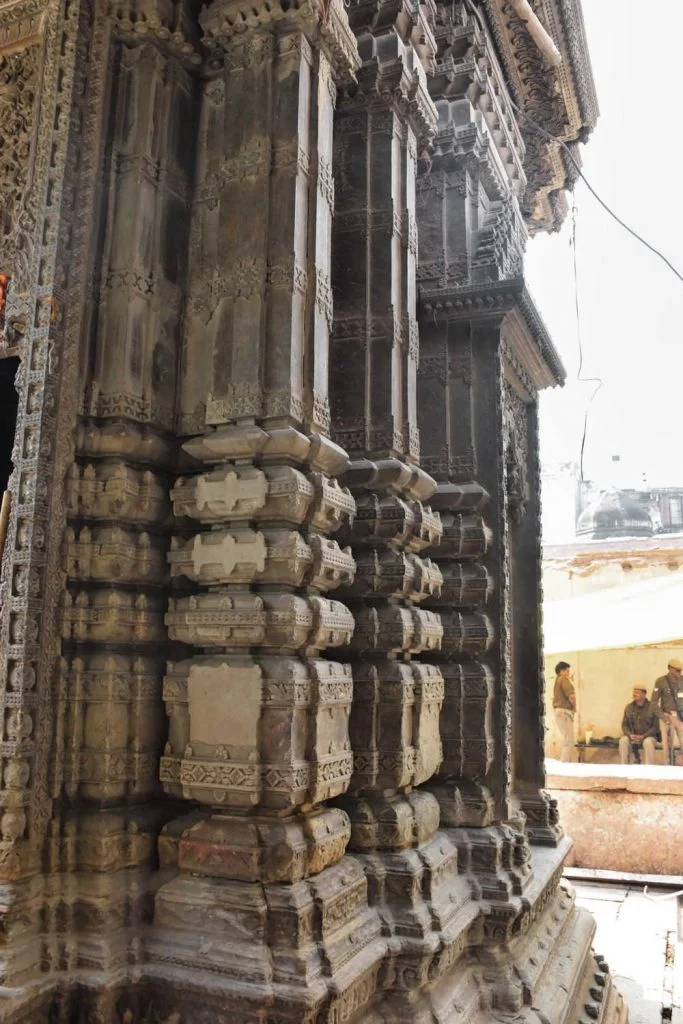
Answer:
654, 488, 683, 533
576, 488, 657, 540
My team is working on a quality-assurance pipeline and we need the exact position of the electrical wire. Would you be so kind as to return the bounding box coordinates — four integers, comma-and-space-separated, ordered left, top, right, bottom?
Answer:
508, 98, 683, 285
462, 0, 683, 283
570, 201, 603, 481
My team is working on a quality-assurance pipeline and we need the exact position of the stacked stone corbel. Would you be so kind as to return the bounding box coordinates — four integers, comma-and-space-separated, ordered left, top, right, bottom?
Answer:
328, 1, 481, 1018
333, 462, 480, 1020
47, 9, 198, 1002
152, 425, 386, 1021
413, 4, 628, 1021
145, 0, 388, 1018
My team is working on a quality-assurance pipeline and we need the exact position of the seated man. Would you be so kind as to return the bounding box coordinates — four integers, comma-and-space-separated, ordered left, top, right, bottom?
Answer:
618, 686, 659, 765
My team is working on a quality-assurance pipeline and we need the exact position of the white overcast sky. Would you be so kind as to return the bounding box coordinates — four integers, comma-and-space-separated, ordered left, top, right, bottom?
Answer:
525, 0, 683, 490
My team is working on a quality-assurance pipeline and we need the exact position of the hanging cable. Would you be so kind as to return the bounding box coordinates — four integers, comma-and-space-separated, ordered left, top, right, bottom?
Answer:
462, 0, 683, 283
508, 98, 683, 284
570, 201, 603, 481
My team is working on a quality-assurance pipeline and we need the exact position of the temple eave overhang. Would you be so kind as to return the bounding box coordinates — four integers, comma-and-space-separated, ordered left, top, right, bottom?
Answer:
481, 0, 598, 234
420, 277, 566, 391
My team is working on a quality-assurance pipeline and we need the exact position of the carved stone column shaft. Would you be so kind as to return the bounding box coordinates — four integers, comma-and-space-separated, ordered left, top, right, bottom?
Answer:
147, 3, 388, 1019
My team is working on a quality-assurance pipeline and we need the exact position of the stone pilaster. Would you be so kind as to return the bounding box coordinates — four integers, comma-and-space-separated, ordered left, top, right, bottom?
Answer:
0, 0, 112, 998
49, 2, 201, 995
329, 3, 479, 1018
415, 0, 563, 947
147, 2, 387, 1019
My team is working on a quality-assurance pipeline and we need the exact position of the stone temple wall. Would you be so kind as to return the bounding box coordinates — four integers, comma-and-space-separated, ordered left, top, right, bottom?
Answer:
0, 0, 627, 1022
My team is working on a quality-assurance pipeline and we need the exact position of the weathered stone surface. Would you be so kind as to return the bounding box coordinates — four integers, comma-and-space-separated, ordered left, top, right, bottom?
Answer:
548, 763, 683, 875
0, 0, 627, 1020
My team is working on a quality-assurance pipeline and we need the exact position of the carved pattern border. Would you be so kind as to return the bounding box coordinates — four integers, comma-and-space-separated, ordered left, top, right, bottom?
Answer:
0, 0, 113, 864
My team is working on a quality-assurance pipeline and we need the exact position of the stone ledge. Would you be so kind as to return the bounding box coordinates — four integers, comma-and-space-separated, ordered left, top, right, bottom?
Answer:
546, 758, 683, 795
546, 760, 683, 875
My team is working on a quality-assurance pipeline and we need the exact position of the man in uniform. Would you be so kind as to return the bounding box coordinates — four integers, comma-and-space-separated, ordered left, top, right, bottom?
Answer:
553, 661, 575, 762
652, 658, 683, 765
619, 686, 659, 765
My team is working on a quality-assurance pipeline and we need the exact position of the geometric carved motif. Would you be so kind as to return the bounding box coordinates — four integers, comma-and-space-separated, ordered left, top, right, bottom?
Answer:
0, 46, 40, 287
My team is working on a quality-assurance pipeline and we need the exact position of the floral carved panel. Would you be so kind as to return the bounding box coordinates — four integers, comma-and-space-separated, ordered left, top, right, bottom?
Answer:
0, 42, 41, 290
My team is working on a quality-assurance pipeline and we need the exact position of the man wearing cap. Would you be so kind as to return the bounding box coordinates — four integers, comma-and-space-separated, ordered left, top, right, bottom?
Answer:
553, 661, 576, 762
618, 687, 659, 765
652, 658, 683, 765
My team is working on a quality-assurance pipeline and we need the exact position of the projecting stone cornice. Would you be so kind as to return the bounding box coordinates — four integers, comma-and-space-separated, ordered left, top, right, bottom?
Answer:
420, 277, 565, 391
481, 0, 598, 233
200, 0, 360, 83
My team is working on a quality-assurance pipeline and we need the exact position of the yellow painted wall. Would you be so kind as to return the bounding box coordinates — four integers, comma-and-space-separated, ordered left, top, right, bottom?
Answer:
543, 644, 683, 757
542, 550, 683, 757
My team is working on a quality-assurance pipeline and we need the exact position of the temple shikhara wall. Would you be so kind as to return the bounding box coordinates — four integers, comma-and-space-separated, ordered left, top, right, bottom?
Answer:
0, 0, 628, 1022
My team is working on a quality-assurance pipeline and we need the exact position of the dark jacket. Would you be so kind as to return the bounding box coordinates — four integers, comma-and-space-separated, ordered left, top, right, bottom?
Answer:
621, 700, 659, 740
652, 675, 683, 718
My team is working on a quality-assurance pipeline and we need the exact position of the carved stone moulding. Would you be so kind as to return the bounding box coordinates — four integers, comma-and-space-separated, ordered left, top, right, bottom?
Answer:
340, 546, 442, 602
184, 422, 348, 476
172, 805, 351, 883
439, 610, 493, 657
436, 511, 491, 560
58, 653, 165, 803
47, 803, 172, 874
108, 0, 203, 67
0, 25, 43, 299
168, 527, 355, 590
75, 419, 178, 468
198, 0, 361, 86
436, 659, 494, 779
345, 490, 442, 554
62, 588, 166, 644
160, 655, 353, 809
166, 591, 354, 650
348, 603, 443, 656
66, 461, 171, 524
480, 0, 598, 233
347, 659, 444, 792
66, 525, 168, 585
149, 854, 386, 1020
171, 462, 354, 531
445, 821, 534, 916
431, 562, 492, 608
331, 788, 479, 995
516, 789, 563, 847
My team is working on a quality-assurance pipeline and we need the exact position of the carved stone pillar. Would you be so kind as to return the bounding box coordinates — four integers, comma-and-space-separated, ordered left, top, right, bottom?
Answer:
43, 7, 202, 991
0, 0, 632, 1020
0, 0, 115, 998
329, 4, 479, 1017
415, 0, 564, 949
147, 2, 387, 1019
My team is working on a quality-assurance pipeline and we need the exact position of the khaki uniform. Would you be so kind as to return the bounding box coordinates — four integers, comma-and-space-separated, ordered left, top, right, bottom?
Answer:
652, 674, 683, 762
553, 676, 575, 762
618, 699, 659, 765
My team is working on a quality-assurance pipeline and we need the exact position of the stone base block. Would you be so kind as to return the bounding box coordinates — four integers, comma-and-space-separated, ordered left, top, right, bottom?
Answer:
1, 867, 629, 1024
172, 806, 350, 883
148, 854, 386, 1021
338, 789, 440, 851
547, 762, 683, 875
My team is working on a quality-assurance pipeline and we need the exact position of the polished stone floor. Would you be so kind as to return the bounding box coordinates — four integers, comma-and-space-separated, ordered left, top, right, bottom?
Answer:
573, 879, 683, 1024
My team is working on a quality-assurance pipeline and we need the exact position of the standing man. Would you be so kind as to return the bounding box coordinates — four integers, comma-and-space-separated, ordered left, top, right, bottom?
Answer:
553, 661, 576, 762
618, 686, 659, 765
652, 658, 683, 765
